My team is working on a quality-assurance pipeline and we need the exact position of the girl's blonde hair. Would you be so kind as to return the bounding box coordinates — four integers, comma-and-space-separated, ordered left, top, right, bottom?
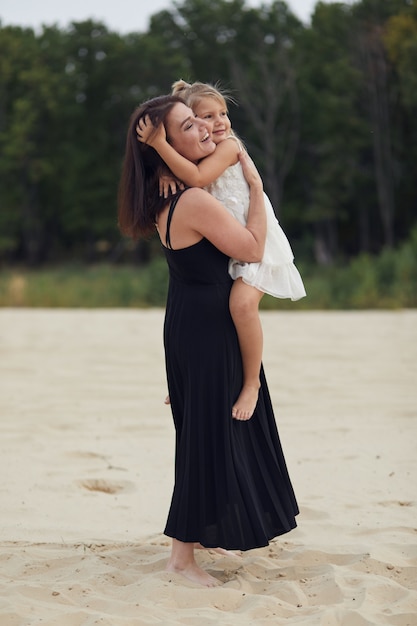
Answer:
171, 79, 235, 111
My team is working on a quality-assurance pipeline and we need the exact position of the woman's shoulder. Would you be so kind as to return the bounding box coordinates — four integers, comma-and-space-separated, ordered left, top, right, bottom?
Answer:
170, 187, 228, 238
176, 187, 223, 219
177, 186, 213, 207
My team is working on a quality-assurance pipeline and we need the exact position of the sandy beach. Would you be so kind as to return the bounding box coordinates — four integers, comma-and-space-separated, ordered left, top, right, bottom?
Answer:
0, 308, 416, 626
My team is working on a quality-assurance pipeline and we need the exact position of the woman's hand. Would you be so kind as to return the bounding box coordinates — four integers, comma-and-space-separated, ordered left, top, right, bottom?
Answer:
136, 114, 166, 147
238, 151, 263, 191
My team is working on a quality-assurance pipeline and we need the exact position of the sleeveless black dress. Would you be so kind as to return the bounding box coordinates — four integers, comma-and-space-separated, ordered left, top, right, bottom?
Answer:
162, 193, 299, 551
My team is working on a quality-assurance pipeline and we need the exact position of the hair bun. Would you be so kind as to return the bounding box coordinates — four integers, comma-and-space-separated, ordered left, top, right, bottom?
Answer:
171, 79, 191, 95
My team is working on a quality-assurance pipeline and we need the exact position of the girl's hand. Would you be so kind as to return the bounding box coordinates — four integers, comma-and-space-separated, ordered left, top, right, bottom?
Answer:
136, 114, 166, 147
238, 151, 263, 190
159, 174, 185, 198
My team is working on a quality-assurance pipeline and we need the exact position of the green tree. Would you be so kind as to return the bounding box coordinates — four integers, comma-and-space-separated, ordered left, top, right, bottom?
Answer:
293, 2, 368, 262
384, 1, 417, 242
0, 25, 71, 264
351, 0, 415, 249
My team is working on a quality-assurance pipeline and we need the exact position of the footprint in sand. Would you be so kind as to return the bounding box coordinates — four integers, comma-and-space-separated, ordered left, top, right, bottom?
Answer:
77, 479, 133, 494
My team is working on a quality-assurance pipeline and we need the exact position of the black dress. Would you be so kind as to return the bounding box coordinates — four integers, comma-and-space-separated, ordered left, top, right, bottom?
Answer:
162, 194, 299, 551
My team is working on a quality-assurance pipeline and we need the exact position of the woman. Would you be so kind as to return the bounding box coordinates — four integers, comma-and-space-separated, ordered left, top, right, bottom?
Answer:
118, 95, 299, 587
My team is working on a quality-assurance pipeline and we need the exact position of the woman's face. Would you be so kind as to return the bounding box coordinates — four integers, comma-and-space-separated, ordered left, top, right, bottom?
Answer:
165, 102, 216, 163
193, 97, 232, 145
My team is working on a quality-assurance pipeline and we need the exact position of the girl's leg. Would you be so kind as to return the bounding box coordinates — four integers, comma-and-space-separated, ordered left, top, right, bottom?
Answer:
229, 278, 264, 421
166, 539, 220, 587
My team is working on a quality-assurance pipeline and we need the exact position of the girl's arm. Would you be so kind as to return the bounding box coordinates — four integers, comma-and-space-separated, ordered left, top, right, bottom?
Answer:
137, 116, 239, 187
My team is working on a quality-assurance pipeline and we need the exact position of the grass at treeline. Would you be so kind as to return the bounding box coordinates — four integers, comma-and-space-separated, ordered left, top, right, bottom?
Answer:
1, 231, 416, 309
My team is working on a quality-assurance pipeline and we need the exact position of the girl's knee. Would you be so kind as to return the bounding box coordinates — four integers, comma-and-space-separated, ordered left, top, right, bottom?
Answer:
230, 281, 262, 313
230, 288, 260, 320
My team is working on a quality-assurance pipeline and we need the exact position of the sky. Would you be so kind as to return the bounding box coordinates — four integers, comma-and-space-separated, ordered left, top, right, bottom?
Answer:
0, 0, 328, 34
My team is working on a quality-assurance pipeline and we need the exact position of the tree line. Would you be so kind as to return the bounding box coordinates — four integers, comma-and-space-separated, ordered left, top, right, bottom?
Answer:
0, 0, 416, 267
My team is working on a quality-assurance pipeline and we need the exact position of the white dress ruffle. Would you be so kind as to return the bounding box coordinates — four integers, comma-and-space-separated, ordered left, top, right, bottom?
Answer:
205, 160, 306, 301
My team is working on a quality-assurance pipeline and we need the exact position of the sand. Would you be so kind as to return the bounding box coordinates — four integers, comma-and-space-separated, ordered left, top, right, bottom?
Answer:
0, 308, 416, 626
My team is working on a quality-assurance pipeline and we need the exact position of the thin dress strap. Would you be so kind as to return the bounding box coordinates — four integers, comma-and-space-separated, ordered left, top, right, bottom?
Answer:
165, 191, 185, 249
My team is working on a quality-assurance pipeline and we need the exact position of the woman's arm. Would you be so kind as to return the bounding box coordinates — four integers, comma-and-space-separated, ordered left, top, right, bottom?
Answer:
167, 152, 266, 262
137, 116, 238, 187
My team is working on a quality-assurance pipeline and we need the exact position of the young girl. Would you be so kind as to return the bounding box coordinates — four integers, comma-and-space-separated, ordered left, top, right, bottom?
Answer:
137, 80, 306, 421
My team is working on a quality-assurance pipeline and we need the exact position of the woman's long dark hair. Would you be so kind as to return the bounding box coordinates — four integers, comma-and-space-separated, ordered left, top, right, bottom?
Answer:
118, 95, 184, 239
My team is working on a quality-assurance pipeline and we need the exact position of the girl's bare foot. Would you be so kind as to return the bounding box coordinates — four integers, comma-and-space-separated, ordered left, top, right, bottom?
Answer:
164, 395, 170, 404
166, 559, 221, 587
232, 384, 260, 421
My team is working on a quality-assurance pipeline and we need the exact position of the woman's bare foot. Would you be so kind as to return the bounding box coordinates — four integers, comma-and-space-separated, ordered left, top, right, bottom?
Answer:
164, 394, 170, 404
232, 384, 260, 421
166, 559, 221, 587
166, 539, 221, 587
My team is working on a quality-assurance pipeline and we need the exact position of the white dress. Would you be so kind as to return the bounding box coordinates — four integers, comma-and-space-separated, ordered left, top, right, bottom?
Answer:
205, 159, 306, 300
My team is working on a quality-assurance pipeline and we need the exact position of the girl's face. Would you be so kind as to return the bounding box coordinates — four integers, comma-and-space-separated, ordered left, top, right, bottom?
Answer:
165, 102, 216, 163
193, 97, 232, 144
